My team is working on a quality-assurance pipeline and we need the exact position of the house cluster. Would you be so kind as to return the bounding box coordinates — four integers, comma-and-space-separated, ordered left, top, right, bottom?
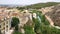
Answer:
0, 7, 37, 34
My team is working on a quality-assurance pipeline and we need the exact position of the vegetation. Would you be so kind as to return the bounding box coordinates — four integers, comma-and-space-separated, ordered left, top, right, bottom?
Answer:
24, 25, 36, 34
11, 17, 19, 27
11, 17, 19, 31
11, 9, 60, 34
13, 31, 22, 34
11, 17, 22, 34
21, 9, 60, 34
25, 2, 60, 9
14, 2, 60, 34
16, 2, 60, 9
32, 10, 60, 34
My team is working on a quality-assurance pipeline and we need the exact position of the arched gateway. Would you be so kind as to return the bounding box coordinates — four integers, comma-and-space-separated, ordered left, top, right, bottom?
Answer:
0, 9, 29, 34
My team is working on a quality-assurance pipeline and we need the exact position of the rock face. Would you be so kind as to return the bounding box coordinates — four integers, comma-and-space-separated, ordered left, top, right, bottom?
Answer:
49, 4, 60, 26
40, 4, 60, 26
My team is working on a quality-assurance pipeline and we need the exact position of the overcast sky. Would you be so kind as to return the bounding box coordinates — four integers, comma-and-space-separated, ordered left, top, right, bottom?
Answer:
0, 0, 60, 5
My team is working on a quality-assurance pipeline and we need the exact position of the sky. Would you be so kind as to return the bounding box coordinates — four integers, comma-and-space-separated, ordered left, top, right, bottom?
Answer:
0, 0, 60, 5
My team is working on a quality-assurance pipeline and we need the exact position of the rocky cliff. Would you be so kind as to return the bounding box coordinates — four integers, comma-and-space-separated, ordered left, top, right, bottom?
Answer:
40, 4, 60, 26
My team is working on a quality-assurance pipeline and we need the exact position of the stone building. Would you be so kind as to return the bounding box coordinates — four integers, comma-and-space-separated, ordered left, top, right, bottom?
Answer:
0, 7, 37, 34
0, 8, 31, 34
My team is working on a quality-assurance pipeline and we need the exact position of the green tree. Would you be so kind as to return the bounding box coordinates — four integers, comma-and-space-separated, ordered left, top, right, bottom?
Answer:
11, 17, 20, 31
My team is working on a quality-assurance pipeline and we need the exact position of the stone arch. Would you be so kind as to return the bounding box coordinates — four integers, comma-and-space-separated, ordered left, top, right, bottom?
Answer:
8, 12, 29, 34
8, 12, 22, 30
0, 9, 31, 34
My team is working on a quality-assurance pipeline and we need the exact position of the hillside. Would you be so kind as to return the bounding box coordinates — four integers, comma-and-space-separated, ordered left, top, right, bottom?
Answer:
23, 2, 60, 9
13, 2, 60, 34
40, 4, 60, 27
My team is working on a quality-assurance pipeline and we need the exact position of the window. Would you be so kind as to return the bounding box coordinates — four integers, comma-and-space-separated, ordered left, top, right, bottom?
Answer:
6, 25, 8, 28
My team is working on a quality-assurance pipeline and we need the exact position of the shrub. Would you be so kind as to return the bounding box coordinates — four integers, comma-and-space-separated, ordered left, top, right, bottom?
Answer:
24, 24, 36, 34
13, 31, 22, 34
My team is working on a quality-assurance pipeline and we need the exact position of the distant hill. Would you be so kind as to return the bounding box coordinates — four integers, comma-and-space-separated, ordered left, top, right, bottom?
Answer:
0, 4, 24, 8
22, 2, 60, 9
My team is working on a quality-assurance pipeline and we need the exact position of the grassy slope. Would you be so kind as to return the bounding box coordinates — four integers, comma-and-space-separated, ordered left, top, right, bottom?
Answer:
23, 2, 60, 9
